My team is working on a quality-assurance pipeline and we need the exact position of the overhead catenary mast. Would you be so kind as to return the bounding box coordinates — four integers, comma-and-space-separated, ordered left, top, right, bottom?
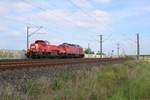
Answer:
136, 33, 140, 60
26, 25, 43, 51
117, 42, 120, 57
98, 35, 103, 58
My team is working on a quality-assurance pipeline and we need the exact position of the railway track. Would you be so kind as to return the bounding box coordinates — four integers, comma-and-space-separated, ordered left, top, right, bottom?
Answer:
0, 58, 127, 72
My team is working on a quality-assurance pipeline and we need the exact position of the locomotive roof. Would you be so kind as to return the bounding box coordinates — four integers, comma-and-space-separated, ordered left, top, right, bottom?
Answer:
34, 40, 82, 48
35, 40, 50, 44
61, 43, 81, 48
35, 40, 46, 43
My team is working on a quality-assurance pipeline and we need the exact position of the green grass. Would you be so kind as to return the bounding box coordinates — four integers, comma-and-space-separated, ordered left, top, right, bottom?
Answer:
2, 60, 150, 100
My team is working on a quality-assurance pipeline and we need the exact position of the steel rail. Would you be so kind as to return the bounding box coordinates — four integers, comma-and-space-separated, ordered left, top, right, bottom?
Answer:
0, 58, 127, 72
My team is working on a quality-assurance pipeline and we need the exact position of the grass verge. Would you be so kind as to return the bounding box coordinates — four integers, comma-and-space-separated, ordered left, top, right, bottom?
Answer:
2, 60, 150, 100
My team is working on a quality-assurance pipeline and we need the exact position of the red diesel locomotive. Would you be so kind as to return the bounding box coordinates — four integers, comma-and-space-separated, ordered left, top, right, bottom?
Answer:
26, 40, 84, 58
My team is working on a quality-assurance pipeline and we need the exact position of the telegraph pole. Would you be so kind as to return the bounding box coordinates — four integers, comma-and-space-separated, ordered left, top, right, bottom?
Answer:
88, 43, 90, 50
137, 33, 140, 60
27, 26, 30, 51
98, 35, 103, 58
88, 43, 90, 58
117, 42, 120, 57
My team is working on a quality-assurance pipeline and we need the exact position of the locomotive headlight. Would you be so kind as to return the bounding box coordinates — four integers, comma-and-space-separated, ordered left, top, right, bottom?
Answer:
35, 44, 39, 49
31, 45, 35, 49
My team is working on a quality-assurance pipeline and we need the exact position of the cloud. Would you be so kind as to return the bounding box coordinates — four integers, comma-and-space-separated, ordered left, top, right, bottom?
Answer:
71, 0, 92, 8
0, 0, 113, 34
4, 7, 112, 33
0, 0, 113, 50
0, 1, 34, 14
69, 0, 111, 10
93, 0, 111, 4
113, 2, 150, 21
36, 9, 112, 32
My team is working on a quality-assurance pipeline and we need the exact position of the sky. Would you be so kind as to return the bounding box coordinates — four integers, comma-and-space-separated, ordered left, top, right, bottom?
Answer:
0, 0, 150, 55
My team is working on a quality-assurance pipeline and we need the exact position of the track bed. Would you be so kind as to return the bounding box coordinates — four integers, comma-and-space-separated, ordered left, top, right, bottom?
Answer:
0, 58, 128, 72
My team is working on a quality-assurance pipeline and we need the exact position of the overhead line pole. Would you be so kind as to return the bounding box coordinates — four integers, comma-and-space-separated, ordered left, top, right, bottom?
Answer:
137, 33, 140, 60
98, 35, 103, 58
88, 43, 90, 58
100, 35, 103, 58
27, 26, 30, 51
26, 26, 43, 51
117, 42, 120, 57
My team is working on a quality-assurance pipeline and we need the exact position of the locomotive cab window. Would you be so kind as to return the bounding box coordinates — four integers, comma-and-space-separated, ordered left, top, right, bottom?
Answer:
35, 40, 46, 44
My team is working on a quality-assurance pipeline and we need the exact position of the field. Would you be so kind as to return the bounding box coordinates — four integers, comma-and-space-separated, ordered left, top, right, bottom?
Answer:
2, 60, 150, 100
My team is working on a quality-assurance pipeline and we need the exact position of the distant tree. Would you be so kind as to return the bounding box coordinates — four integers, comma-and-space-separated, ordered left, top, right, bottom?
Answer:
84, 48, 95, 54
96, 51, 105, 55
90, 51, 95, 54
84, 48, 91, 54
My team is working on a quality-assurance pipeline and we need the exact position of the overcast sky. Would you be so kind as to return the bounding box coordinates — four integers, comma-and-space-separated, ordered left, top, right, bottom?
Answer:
0, 0, 150, 55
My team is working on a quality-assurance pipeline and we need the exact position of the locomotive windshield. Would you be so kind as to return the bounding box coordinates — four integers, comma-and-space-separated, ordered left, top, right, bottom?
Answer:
35, 40, 46, 43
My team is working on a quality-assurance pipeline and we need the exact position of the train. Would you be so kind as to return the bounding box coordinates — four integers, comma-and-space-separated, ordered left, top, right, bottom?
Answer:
26, 40, 84, 58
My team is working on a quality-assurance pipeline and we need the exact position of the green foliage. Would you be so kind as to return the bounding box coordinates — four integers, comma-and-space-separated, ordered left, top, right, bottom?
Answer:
84, 48, 95, 54
96, 51, 105, 55
51, 79, 64, 90
0, 96, 22, 100
50, 61, 150, 100
59, 72, 76, 82
25, 80, 41, 97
